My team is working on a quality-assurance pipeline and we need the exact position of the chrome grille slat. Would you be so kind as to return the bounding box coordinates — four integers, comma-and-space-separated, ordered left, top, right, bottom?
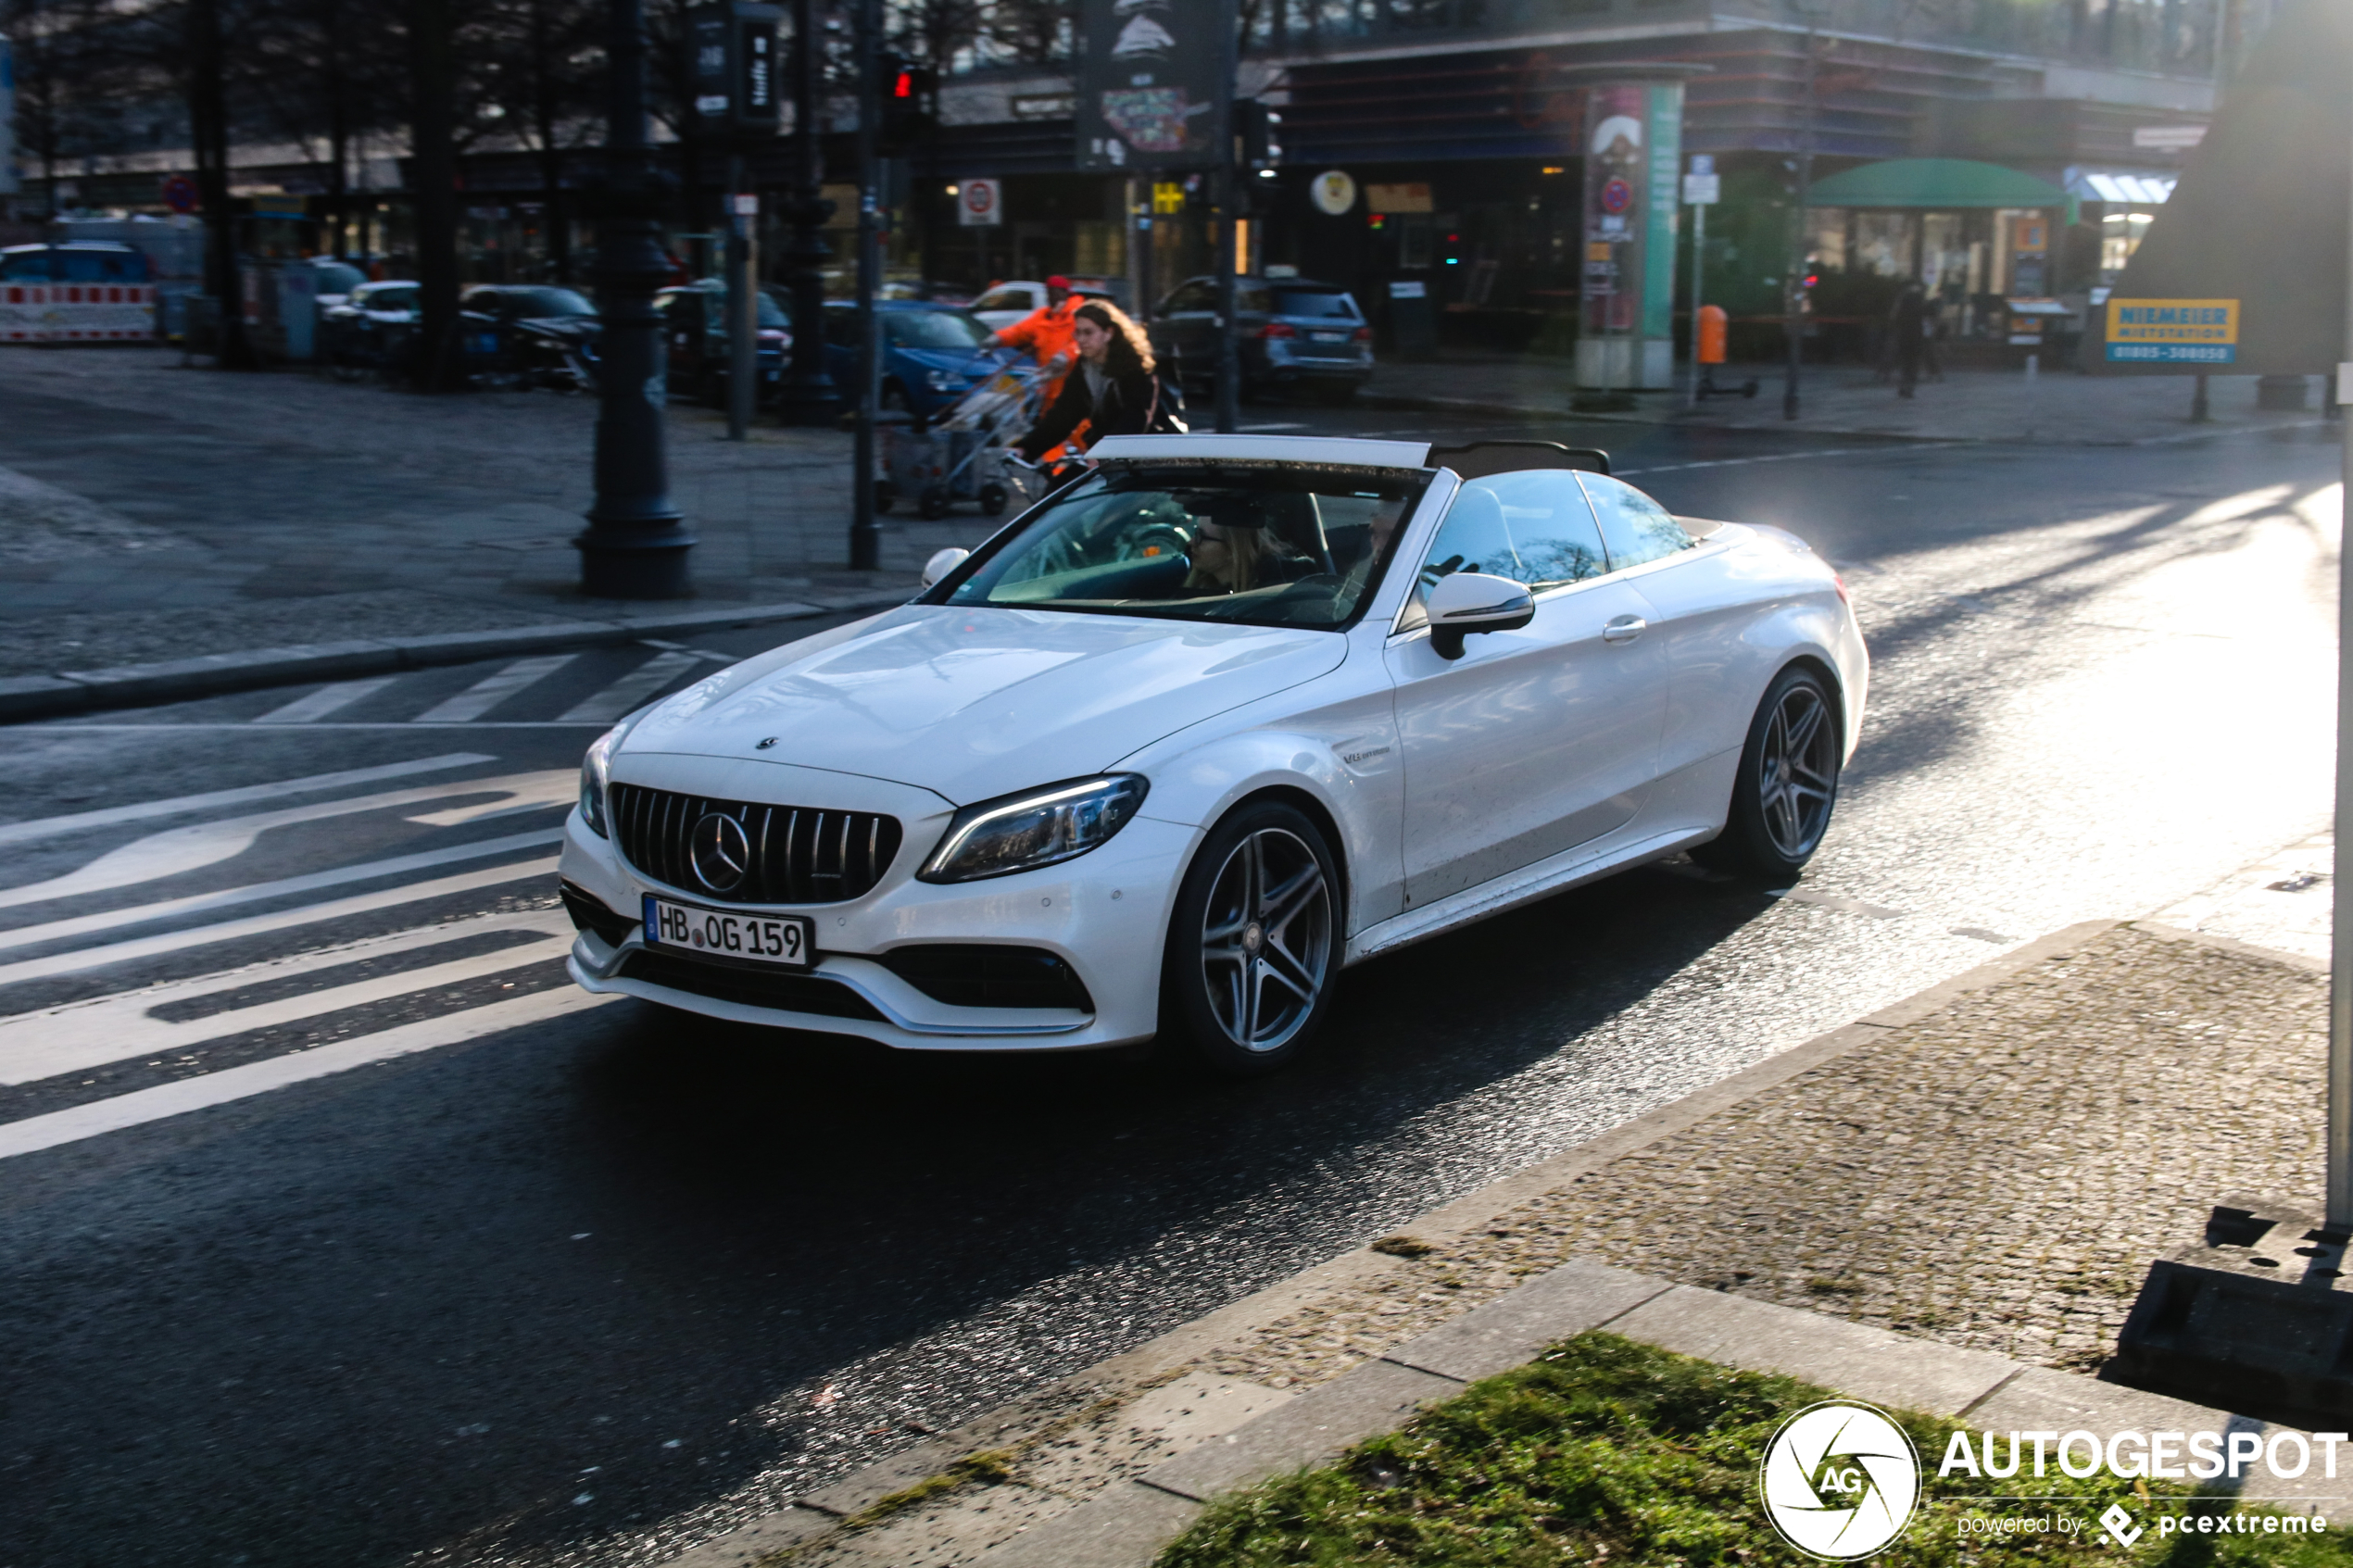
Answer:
607, 784, 900, 906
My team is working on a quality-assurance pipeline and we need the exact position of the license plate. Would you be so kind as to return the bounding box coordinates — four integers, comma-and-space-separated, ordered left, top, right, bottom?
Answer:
1310, 331, 1346, 343
643, 896, 813, 968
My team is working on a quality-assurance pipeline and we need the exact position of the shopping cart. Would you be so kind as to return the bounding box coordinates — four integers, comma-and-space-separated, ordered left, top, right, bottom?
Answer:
876, 354, 1061, 520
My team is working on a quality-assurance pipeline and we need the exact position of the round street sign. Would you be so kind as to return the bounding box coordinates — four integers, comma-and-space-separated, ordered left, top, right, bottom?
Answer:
959, 178, 1001, 227
1600, 176, 1633, 215
161, 174, 199, 215
1310, 170, 1357, 217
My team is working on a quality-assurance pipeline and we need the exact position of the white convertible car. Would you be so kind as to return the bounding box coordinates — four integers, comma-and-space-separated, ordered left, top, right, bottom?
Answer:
560, 433, 1867, 1073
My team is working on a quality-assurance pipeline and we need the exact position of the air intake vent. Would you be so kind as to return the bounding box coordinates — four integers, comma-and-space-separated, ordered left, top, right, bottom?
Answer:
609, 784, 902, 905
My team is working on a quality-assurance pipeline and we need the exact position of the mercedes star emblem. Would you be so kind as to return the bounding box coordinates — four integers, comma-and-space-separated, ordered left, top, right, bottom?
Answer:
689, 810, 752, 893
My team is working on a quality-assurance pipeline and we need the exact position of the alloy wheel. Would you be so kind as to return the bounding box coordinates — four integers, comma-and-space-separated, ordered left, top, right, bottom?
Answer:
1758, 682, 1837, 859
1199, 827, 1332, 1053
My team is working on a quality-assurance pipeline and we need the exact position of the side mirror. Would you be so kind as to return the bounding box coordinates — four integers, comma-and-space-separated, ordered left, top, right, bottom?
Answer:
1424, 571, 1534, 660
921, 546, 970, 589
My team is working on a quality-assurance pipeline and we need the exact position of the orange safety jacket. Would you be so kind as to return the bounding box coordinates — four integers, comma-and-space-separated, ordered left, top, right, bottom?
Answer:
996, 296, 1081, 400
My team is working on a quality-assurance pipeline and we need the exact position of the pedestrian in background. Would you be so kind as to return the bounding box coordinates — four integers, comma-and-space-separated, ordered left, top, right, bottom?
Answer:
1892, 281, 1927, 399
991, 276, 1080, 403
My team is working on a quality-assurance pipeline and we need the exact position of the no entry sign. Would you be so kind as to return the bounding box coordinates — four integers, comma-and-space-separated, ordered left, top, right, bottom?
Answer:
958, 178, 1001, 227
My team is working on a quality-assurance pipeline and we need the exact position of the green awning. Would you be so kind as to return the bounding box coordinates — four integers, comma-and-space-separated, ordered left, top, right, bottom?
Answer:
1806, 158, 2070, 208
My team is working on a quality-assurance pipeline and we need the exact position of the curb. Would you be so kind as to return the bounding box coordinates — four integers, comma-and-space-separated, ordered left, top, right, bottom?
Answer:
1357, 386, 2331, 447
0, 594, 912, 724
659, 915, 2223, 1567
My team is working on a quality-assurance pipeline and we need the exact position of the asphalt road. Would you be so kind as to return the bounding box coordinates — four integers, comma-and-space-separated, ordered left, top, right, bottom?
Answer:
0, 408, 2342, 1568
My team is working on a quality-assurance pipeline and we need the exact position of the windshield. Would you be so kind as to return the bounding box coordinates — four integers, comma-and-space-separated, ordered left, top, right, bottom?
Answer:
883, 309, 991, 349
511, 286, 596, 317
936, 465, 1427, 630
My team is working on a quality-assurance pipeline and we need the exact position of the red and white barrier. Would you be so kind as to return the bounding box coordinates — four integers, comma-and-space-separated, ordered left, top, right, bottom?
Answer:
0, 283, 159, 344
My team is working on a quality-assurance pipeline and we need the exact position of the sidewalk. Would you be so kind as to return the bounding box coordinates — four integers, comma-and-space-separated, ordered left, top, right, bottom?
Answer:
0, 347, 993, 687
652, 849, 2339, 1567
1364, 350, 2335, 446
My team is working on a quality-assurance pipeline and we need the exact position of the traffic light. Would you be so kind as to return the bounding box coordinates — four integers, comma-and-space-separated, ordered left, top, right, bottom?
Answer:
877, 55, 939, 155
1237, 99, 1283, 169
688, 3, 782, 137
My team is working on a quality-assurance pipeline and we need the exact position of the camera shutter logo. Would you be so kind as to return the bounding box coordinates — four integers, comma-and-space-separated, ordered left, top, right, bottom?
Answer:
690, 811, 752, 894
1758, 1401, 1920, 1560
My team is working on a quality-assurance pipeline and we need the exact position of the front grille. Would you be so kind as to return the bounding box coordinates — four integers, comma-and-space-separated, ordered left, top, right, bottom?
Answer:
880, 946, 1095, 1011
618, 950, 886, 1021
610, 784, 902, 905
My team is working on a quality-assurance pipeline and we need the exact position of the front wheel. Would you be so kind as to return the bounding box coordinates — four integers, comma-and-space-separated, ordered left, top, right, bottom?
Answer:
1161, 801, 1340, 1075
1692, 664, 1843, 882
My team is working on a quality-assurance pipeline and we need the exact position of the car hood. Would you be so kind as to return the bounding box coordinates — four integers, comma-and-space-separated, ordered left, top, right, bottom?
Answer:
622, 604, 1346, 805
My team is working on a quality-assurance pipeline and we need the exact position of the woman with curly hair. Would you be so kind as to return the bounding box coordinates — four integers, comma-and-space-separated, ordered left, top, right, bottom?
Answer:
1014, 299, 1175, 460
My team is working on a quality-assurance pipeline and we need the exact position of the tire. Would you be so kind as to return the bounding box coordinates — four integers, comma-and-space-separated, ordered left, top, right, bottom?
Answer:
975, 483, 1009, 517
1160, 800, 1341, 1076
917, 485, 951, 521
1692, 664, 1843, 882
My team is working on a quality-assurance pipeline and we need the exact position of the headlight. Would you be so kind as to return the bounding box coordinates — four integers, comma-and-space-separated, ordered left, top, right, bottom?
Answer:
578, 710, 650, 838
925, 369, 963, 391
918, 775, 1149, 884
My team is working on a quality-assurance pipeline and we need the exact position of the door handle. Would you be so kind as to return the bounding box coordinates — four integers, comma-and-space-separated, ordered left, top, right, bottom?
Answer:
1602, 617, 1647, 644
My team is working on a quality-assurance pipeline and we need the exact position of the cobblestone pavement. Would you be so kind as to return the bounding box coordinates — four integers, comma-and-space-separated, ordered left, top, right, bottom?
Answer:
1366, 355, 2334, 445
0, 347, 997, 678
765, 920, 2326, 1565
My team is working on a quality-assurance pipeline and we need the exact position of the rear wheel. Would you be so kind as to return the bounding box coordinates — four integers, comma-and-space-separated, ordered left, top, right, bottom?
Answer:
1161, 801, 1340, 1076
917, 485, 952, 521
1692, 664, 1843, 882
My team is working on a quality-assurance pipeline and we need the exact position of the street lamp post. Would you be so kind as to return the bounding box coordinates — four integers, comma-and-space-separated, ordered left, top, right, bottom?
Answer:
1781, 4, 1821, 422
776, 0, 841, 425
847, 0, 882, 571
577, 0, 695, 598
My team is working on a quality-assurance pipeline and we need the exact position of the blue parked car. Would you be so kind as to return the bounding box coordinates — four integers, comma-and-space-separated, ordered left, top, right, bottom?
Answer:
822, 301, 1017, 420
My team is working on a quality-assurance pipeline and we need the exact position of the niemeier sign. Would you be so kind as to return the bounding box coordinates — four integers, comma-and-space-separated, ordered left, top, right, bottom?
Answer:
1749, 1408, 2341, 1560
2104, 297, 2239, 364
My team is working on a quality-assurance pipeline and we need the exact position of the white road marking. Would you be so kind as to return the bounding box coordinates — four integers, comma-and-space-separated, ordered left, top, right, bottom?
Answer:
0, 771, 573, 912
558, 652, 702, 724
251, 677, 400, 724
0, 828, 564, 957
0, 986, 622, 1161
411, 655, 580, 723
0, 755, 495, 848
0, 856, 561, 989
0, 912, 576, 1085
1617, 447, 1872, 478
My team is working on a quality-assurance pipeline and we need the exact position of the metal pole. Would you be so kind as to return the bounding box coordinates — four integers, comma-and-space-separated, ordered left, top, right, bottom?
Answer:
1213, 0, 1241, 434
1781, 12, 1817, 421
577, 0, 693, 597
849, 0, 882, 570
1688, 191, 1705, 410
777, 0, 840, 425
726, 155, 754, 440
2327, 100, 2353, 1235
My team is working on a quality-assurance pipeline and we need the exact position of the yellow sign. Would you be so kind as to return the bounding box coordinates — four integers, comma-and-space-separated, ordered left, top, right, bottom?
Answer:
1151, 182, 1185, 215
2104, 297, 2239, 365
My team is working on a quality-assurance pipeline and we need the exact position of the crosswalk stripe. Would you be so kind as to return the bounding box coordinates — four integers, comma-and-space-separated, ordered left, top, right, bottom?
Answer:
0, 755, 495, 848
0, 828, 564, 958
0, 857, 561, 990
557, 651, 702, 724
0, 986, 623, 1161
410, 655, 580, 724
251, 677, 400, 724
0, 914, 576, 1086
0, 770, 573, 914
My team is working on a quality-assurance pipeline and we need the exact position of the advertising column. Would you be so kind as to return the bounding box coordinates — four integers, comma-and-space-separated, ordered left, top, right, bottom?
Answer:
1577, 79, 1684, 395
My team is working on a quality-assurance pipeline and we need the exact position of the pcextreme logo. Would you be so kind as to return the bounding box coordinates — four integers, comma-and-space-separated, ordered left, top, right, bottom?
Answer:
1759, 1401, 1922, 1561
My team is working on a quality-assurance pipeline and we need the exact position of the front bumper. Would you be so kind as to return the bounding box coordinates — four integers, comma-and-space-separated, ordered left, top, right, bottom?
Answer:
558, 795, 1192, 1051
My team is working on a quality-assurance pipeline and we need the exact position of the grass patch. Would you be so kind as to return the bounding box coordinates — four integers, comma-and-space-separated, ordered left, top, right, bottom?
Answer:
1155, 1333, 2348, 1566
844, 1448, 1019, 1528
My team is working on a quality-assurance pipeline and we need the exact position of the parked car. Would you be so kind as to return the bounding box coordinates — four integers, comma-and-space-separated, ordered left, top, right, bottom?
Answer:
823, 301, 1017, 420
969, 275, 1131, 333
319, 280, 421, 378
304, 257, 368, 307
560, 433, 1868, 1074
657, 280, 788, 407
1151, 276, 1373, 404
0, 241, 154, 283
